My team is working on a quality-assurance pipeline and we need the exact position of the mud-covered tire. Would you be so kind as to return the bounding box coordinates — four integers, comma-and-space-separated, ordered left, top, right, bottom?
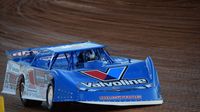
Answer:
19, 76, 42, 107
46, 81, 58, 111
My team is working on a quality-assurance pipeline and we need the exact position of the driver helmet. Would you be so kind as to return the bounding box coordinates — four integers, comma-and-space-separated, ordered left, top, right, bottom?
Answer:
88, 50, 95, 60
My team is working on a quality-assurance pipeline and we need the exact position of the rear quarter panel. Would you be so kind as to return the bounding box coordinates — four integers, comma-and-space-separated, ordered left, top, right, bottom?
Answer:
2, 60, 21, 95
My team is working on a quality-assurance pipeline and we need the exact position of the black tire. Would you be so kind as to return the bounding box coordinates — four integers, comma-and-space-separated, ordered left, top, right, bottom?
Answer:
19, 76, 42, 107
46, 81, 58, 111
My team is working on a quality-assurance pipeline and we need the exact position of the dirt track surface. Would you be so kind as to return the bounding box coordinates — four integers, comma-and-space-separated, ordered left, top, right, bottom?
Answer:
0, 0, 200, 112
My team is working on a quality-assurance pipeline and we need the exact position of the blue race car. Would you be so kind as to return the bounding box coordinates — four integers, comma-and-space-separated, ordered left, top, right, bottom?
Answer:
2, 41, 163, 110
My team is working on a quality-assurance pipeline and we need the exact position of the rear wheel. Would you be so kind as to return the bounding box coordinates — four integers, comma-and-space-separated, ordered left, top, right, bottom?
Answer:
19, 76, 42, 107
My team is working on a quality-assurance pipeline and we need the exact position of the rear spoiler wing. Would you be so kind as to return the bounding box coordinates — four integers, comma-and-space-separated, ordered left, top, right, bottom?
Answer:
5, 42, 87, 59
5, 42, 97, 59
5, 43, 69, 59
5, 48, 35, 59
5, 46, 46, 59
5, 43, 63, 59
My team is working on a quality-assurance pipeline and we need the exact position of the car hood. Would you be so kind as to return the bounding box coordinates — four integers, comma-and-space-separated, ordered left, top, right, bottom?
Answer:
55, 59, 153, 91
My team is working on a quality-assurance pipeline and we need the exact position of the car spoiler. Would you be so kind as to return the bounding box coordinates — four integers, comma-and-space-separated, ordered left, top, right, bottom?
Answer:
5, 48, 34, 59
5, 44, 58, 59
5, 42, 93, 59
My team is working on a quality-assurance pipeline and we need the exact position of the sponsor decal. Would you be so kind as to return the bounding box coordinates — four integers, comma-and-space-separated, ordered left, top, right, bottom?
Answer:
81, 78, 147, 88
81, 67, 147, 88
82, 66, 127, 81
8, 73, 18, 84
99, 95, 142, 100
7, 61, 20, 75
28, 70, 36, 89
35, 70, 47, 87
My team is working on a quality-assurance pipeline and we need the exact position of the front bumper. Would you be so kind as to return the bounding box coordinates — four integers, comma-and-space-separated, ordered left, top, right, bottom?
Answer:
79, 100, 163, 106
53, 86, 163, 106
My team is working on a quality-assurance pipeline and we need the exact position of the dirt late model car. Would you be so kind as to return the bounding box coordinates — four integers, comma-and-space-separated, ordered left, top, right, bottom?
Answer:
2, 42, 163, 110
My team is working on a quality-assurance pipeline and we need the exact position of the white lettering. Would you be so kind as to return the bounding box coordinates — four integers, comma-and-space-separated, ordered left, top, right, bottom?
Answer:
81, 82, 92, 87
81, 79, 148, 88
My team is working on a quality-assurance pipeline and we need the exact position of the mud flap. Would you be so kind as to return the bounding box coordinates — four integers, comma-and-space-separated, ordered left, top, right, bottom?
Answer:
1, 61, 21, 95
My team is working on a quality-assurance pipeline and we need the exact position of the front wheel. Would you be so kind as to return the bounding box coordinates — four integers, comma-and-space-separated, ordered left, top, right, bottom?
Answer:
46, 81, 58, 111
19, 76, 42, 107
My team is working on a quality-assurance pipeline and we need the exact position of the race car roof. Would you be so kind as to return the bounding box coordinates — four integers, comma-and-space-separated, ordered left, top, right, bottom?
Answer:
46, 42, 104, 53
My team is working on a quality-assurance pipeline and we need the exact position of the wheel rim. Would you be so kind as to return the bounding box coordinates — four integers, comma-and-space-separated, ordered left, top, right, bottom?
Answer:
20, 82, 25, 101
48, 85, 53, 106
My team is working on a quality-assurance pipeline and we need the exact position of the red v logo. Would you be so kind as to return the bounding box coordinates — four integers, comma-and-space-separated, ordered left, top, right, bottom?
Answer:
82, 66, 127, 81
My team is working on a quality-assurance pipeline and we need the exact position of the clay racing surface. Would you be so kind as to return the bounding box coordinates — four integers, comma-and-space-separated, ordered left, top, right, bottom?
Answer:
0, 0, 200, 112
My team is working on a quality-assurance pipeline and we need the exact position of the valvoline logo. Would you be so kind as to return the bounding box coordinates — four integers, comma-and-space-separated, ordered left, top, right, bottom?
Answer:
82, 66, 127, 81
